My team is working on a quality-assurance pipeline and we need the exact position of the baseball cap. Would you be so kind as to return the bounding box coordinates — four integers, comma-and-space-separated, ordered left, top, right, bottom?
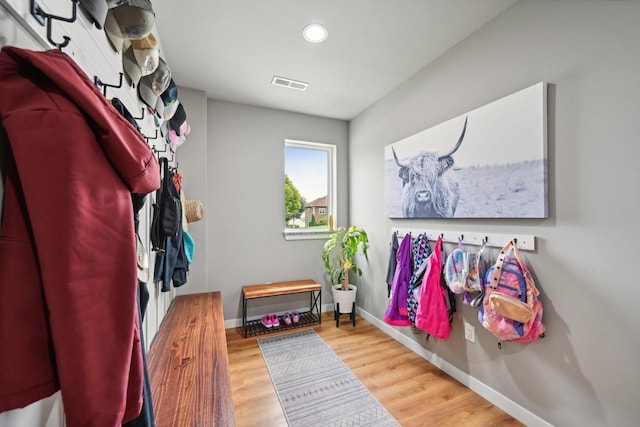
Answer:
122, 33, 159, 86
165, 103, 190, 151
130, 33, 159, 75
104, 0, 155, 52
159, 79, 179, 120
80, 0, 108, 29
138, 57, 171, 112
169, 103, 188, 135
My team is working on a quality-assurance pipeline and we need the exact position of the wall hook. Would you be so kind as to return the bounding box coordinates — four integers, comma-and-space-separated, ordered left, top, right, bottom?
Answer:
94, 73, 124, 97
132, 108, 145, 121
31, 0, 78, 50
143, 129, 159, 142
152, 143, 167, 154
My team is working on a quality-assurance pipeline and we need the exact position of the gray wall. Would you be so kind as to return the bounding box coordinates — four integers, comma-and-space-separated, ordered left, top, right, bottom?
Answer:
205, 100, 349, 321
349, 2, 640, 427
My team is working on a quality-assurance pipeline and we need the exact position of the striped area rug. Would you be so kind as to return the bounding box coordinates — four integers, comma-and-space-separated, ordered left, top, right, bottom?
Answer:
258, 329, 399, 427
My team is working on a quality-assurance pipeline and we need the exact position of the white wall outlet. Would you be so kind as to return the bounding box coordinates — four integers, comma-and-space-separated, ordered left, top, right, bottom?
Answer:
464, 322, 476, 343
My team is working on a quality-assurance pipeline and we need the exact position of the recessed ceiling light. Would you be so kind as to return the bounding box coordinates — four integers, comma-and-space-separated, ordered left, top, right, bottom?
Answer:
303, 24, 328, 43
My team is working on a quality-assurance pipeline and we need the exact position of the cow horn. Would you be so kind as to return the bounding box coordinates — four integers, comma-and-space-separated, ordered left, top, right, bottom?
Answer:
392, 146, 410, 168
438, 116, 468, 160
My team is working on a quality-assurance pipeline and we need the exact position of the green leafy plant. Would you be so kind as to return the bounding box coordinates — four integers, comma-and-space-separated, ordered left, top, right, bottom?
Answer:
321, 226, 369, 291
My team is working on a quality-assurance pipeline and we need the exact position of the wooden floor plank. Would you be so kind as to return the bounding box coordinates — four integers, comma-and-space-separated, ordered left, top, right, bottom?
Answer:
226, 311, 524, 427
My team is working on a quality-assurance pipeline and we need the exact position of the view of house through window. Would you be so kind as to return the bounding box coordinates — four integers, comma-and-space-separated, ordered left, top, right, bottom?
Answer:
284, 140, 336, 237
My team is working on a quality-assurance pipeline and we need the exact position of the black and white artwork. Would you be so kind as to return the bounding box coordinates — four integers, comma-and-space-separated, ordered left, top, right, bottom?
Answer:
385, 82, 548, 218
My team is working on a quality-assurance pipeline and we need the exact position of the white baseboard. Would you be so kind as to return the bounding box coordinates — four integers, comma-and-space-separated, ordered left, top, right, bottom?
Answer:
355, 307, 553, 427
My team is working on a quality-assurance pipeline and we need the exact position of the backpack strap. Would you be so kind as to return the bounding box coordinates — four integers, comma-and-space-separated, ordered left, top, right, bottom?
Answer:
488, 240, 513, 290
511, 240, 540, 299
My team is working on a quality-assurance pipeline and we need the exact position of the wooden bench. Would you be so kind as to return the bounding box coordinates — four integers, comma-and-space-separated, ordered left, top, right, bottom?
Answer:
242, 279, 322, 338
147, 291, 235, 427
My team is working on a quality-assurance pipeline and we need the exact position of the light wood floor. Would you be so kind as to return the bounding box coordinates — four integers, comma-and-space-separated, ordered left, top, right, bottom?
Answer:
226, 312, 523, 427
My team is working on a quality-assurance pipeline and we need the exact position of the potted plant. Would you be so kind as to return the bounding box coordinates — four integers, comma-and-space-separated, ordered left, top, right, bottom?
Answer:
321, 226, 369, 314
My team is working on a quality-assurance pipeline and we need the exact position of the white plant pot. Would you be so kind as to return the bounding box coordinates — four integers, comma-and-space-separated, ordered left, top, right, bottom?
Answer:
332, 284, 357, 313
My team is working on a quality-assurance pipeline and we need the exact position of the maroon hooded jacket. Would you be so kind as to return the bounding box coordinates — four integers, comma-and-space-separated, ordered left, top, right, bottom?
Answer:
0, 47, 160, 426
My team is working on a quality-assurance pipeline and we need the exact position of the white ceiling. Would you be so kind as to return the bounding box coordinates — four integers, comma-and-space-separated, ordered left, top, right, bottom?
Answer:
151, 0, 518, 121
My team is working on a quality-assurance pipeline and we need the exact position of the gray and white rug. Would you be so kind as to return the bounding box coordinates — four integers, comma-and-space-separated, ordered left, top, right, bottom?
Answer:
258, 329, 400, 427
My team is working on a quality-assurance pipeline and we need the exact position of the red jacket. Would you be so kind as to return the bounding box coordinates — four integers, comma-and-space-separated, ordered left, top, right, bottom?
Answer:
0, 47, 160, 426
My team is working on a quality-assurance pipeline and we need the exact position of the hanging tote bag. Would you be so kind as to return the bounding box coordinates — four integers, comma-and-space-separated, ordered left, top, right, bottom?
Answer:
415, 237, 451, 340
480, 240, 545, 343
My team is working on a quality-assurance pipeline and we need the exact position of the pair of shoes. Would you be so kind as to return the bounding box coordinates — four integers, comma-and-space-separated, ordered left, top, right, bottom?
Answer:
261, 314, 280, 328
282, 313, 293, 326
283, 311, 301, 325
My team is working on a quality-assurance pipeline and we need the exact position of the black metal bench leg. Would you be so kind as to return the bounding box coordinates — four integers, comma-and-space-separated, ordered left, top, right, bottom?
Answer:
351, 302, 356, 327
335, 303, 340, 327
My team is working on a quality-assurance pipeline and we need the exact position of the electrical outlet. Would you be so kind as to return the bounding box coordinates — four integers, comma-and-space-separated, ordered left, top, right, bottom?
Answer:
464, 322, 475, 343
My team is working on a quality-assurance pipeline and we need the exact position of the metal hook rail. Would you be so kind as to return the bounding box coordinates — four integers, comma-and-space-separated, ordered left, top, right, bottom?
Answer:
393, 228, 536, 251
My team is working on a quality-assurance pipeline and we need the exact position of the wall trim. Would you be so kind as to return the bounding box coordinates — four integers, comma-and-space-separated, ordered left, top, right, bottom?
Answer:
355, 307, 553, 427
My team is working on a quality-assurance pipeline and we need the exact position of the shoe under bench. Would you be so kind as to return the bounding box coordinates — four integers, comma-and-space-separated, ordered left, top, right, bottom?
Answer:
242, 279, 322, 338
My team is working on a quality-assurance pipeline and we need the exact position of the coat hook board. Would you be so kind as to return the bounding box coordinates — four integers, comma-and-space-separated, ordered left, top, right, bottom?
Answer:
394, 228, 536, 251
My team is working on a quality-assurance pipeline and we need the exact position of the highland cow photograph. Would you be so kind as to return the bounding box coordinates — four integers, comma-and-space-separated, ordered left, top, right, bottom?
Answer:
385, 82, 548, 219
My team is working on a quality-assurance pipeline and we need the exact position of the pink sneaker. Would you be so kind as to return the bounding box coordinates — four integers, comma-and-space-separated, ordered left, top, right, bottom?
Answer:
261, 314, 272, 328
271, 314, 280, 328
291, 311, 300, 324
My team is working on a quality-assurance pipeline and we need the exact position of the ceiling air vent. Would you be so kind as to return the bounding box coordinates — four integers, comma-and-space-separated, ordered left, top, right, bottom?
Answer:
271, 75, 309, 91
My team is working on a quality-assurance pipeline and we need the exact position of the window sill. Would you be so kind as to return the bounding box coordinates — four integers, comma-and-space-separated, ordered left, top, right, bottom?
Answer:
283, 230, 332, 241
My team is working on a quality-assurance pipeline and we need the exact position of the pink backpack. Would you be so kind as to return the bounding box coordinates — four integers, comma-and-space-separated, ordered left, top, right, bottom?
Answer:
479, 240, 545, 344
415, 237, 451, 340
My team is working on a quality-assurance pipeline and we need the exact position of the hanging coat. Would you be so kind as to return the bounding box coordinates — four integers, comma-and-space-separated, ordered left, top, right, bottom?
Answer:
406, 233, 431, 324
383, 233, 412, 326
385, 230, 399, 297
0, 47, 159, 426
415, 237, 451, 339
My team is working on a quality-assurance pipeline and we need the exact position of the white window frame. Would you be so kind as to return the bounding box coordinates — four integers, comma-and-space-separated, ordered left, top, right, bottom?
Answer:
283, 139, 337, 241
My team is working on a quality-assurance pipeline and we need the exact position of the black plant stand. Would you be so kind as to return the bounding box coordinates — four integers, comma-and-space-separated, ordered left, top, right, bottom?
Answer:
334, 302, 356, 327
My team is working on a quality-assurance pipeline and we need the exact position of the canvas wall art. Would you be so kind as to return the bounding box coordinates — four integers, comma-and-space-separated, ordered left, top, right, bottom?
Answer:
385, 82, 548, 218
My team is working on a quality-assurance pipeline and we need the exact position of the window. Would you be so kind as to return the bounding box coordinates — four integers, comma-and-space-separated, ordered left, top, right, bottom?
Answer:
284, 139, 336, 240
